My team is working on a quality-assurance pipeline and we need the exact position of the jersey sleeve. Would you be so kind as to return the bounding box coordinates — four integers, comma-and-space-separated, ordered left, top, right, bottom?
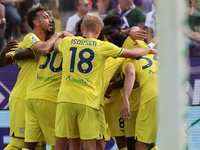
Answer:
100, 41, 124, 59
122, 59, 134, 76
21, 33, 43, 51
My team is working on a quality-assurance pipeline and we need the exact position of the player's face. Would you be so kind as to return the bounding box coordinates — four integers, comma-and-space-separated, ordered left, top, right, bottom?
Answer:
118, 0, 133, 11
37, 10, 53, 35
102, 25, 120, 45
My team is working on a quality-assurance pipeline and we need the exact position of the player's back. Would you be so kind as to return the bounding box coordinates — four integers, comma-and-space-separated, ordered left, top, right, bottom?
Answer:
133, 54, 158, 104
26, 48, 63, 103
57, 36, 123, 109
123, 54, 159, 105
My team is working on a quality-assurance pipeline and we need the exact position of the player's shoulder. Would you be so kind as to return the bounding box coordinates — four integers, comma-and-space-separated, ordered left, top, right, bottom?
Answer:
23, 33, 38, 42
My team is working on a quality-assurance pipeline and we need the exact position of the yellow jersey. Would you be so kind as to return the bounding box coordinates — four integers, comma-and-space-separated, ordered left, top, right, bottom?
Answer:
26, 48, 62, 103
57, 36, 124, 109
10, 33, 41, 100
122, 54, 159, 106
104, 36, 147, 110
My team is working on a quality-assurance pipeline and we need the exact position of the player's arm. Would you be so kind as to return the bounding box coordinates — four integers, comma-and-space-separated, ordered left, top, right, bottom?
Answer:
146, 27, 153, 44
54, 37, 63, 53
49, 0, 60, 20
14, 48, 35, 60
120, 63, 135, 121
105, 79, 124, 98
32, 31, 73, 56
0, 37, 18, 67
32, 32, 62, 56
119, 47, 157, 59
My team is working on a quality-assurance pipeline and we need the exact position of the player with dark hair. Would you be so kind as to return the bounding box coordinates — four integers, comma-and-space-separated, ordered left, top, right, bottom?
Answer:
102, 15, 159, 150
102, 15, 147, 150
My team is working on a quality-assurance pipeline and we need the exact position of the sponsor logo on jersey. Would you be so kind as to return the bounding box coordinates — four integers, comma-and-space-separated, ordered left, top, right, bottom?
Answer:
31, 36, 37, 42
37, 73, 58, 81
66, 75, 93, 85
148, 70, 158, 77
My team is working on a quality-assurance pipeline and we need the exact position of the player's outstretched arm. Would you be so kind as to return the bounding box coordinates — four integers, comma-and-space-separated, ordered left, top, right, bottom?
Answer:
119, 47, 157, 59
0, 37, 18, 67
14, 48, 35, 60
120, 63, 135, 121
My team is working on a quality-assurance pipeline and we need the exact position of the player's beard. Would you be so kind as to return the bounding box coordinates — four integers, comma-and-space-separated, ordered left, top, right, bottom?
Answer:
40, 22, 52, 36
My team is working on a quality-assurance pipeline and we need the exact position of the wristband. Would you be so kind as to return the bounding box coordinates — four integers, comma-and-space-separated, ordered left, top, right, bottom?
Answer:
148, 42, 155, 48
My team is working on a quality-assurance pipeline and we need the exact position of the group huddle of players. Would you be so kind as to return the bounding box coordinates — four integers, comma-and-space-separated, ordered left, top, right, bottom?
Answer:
0, 5, 159, 150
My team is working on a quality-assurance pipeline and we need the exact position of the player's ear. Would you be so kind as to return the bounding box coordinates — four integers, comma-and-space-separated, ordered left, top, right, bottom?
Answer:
96, 27, 101, 34
33, 20, 39, 26
81, 26, 83, 33
117, 26, 122, 33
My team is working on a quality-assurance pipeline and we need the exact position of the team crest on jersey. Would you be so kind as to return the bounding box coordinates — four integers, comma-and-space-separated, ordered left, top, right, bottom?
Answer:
113, 44, 120, 49
18, 127, 25, 133
31, 36, 37, 42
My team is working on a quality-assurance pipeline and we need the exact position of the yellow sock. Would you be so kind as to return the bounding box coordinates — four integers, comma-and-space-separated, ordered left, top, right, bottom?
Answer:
35, 141, 46, 150
3, 137, 24, 150
150, 145, 159, 150
118, 147, 128, 150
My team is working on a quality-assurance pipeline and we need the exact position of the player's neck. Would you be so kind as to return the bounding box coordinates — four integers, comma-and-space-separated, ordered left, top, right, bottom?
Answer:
33, 29, 46, 41
117, 34, 126, 47
82, 32, 96, 39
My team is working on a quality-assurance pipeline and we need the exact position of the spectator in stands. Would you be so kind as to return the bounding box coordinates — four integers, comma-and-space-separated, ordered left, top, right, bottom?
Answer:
141, 0, 154, 15
107, 0, 146, 29
65, 0, 91, 35
0, 2, 6, 51
98, 0, 118, 19
19, 1, 34, 34
187, 0, 200, 56
144, 0, 158, 44
1, 0, 22, 41
50, 0, 76, 31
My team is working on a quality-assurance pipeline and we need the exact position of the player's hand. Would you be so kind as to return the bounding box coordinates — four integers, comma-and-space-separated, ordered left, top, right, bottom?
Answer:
149, 48, 158, 55
104, 85, 113, 99
59, 31, 74, 38
129, 26, 147, 44
2, 37, 18, 53
120, 99, 130, 121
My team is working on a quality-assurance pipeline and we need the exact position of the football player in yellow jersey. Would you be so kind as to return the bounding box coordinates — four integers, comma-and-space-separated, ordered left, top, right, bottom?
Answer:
74, 16, 148, 150
17, 6, 70, 150
0, 38, 48, 150
102, 16, 159, 150
102, 15, 148, 150
53, 15, 157, 150
121, 53, 159, 150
